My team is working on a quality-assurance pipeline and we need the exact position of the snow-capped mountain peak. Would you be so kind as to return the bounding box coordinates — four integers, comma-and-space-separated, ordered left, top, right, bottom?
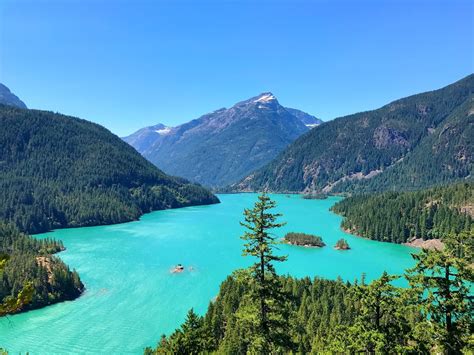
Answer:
254, 93, 276, 103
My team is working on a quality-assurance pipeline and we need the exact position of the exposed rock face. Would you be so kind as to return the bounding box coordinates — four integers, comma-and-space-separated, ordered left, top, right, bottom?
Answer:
403, 238, 444, 250
373, 125, 409, 149
0, 83, 27, 108
124, 93, 321, 187
232, 74, 474, 193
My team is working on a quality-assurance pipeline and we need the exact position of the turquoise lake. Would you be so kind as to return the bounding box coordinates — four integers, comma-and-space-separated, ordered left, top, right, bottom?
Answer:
0, 194, 417, 354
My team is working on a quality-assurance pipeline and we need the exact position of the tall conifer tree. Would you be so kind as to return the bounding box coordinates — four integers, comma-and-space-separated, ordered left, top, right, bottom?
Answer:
239, 193, 290, 352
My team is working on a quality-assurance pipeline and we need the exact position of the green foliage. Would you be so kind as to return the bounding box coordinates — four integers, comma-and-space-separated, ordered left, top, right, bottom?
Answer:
234, 74, 473, 193
329, 272, 421, 353
335, 238, 350, 250
0, 104, 218, 234
406, 233, 474, 354
239, 193, 291, 352
149, 272, 356, 354
332, 182, 473, 243
284, 232, 325, 247
0, 222, 83, 315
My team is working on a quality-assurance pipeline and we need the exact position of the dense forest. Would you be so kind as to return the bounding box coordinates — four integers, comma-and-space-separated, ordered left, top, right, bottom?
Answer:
232, 74, 473, 194
0, 223, 83, 315
0, 104, 219, 234
146, 194, 473, 354
332, 182, 473, 244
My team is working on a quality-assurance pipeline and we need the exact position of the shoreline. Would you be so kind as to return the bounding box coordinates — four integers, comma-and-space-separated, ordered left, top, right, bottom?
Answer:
341, 225, 445, 250
402, 238, 444, 250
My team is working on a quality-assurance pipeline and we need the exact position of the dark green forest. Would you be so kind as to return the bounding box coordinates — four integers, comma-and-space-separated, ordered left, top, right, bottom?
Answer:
0, 105, 219, 234
146, 194, 473, 354
0, 223, 83, 315
232, 74, 473, 194
332, 182, 473, 244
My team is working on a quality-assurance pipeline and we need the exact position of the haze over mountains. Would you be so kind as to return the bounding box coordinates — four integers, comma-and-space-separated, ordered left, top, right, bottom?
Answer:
233, 74, 473, 193
124, 93, 322, 187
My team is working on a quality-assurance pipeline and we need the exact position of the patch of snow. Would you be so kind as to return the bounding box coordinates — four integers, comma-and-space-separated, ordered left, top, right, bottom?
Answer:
254, 94, 276, 103
305, 123, 320, 129
155, 127, 171, 135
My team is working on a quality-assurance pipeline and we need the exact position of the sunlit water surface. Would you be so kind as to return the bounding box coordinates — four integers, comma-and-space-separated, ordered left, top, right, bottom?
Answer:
0, 194, 416, 353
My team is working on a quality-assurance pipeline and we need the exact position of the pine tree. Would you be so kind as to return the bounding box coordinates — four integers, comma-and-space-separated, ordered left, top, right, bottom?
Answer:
239, 193, 290, 352
406, 233, 474, 354
329, 272, 412, 353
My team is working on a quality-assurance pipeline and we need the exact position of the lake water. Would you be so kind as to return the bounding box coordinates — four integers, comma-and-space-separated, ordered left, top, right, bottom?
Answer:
0, 194, 416, 354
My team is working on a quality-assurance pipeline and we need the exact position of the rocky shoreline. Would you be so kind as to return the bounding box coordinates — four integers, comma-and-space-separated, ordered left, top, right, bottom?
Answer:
403, 238, 444, 250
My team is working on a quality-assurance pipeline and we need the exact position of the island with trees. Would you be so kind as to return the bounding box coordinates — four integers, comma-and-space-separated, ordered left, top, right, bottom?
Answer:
302, 193, 328, 200
334, 238, 350, 250
284, 232, 325, 247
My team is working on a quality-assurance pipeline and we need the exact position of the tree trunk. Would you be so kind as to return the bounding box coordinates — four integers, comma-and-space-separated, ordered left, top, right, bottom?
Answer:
445, 264, 454, 354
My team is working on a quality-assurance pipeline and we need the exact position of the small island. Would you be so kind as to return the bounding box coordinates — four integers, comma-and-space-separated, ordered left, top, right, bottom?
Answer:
334, 238, 350, 250
284, 232, 325, 247
302, 193, 328, 200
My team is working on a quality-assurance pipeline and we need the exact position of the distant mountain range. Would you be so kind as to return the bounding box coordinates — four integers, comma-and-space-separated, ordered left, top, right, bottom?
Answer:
124, 93, 322, 187
0, 83, 27, 108
232, 74, 473, 193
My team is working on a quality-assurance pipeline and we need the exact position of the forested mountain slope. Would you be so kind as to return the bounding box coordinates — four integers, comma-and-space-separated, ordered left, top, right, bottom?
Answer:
0, 105, 218, 234
124, 93, 322, 187
331, 182, 473, 243
233, 74, 473, 193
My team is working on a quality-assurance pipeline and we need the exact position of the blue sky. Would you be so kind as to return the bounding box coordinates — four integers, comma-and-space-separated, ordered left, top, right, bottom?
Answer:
1, 0, 472, 136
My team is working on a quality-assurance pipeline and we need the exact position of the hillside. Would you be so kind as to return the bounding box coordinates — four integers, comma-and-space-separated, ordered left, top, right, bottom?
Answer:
232, 75, 473, 193
331, 182, 473, 244
124, 93, 322, 187
0, 223, 84, 315
0, 105, 219, 234
0, 83, 27, 108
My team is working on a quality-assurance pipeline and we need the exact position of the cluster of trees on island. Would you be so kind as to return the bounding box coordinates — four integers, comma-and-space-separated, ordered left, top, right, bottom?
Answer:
145, 194, 473, 354
284, 232, 350, 250
284, 232, 325, 247
332, 182, 473, 244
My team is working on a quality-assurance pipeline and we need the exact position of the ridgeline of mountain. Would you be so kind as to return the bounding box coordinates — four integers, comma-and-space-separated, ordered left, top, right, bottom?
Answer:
0, 83, 27, 108
0, 104, 219, 234
124, 93, 322, 187
285, 107, 322, 127
232, 74, 473, 193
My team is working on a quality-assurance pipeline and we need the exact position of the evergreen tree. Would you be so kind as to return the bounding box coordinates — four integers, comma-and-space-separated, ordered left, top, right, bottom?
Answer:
239, 193, 290, 352
329, 272, 412, 353
406, 234, 474, 354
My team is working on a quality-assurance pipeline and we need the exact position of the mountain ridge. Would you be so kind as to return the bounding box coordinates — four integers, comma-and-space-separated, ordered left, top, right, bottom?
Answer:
124, 92, 322, 187
231, 74, 473, 193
